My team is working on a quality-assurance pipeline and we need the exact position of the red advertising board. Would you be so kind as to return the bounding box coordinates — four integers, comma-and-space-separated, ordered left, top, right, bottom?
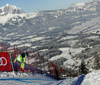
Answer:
0, 52, 12, 71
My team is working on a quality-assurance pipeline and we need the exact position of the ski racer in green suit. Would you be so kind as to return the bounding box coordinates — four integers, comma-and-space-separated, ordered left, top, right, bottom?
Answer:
14, 52, 28, 72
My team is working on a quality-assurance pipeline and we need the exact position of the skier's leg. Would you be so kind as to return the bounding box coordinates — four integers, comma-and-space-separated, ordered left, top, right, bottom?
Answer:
21, 62, 25, 72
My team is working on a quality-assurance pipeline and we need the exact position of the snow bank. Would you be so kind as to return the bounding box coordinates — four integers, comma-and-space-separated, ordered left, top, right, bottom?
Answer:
0, 71, 57, 85
81, 70, 100, 85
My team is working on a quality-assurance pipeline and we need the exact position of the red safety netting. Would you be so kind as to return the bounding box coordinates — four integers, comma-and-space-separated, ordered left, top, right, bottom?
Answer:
0, 43, 65, 77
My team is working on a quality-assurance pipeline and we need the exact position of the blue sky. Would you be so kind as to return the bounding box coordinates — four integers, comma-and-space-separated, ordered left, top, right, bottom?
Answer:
0, 0, 89, 13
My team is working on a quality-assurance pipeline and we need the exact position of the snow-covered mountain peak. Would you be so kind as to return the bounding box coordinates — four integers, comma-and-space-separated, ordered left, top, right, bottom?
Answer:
0, 4, 24, 15
5, 3, 10, 6
68, 0, 100, 12
4, 4, 18, 9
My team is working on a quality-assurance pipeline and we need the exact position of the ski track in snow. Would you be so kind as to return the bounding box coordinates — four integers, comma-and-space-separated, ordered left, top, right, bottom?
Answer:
0, 78, 57, 84
0, 71, 77, 85
1, 70, 100, 85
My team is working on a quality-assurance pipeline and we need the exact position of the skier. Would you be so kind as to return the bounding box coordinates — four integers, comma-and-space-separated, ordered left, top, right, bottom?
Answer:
14, 52, 28, 72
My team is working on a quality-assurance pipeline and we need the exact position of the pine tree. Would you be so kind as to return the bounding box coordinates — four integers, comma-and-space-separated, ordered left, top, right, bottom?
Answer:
79, 59, 88, 75
93, 54, 100, 70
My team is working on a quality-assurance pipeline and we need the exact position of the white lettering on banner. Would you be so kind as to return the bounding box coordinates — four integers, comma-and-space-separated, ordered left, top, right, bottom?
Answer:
0, 57, 7, 66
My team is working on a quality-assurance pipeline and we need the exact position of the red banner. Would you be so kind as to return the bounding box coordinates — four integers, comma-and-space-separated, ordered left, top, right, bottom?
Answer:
0, 52, 12, 71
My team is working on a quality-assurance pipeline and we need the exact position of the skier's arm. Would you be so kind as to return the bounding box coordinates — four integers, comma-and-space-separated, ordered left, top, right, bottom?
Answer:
23, 54, 27, 62
14, 55, 21, 63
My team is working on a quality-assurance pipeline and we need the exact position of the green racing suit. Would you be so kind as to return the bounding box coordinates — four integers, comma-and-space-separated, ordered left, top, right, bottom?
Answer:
14, 54, 27, 69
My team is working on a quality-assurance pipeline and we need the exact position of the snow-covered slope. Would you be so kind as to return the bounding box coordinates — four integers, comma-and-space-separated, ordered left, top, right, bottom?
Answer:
49, 47, 85, 68
1, 70, 100, 85
67, 17, 100, 34
81, 70, 100, 85
0, 72, 57, 85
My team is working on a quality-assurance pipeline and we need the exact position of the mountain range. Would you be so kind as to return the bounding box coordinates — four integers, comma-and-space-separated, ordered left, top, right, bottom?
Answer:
1, 0, 100, 39
1, 0, 100, 76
